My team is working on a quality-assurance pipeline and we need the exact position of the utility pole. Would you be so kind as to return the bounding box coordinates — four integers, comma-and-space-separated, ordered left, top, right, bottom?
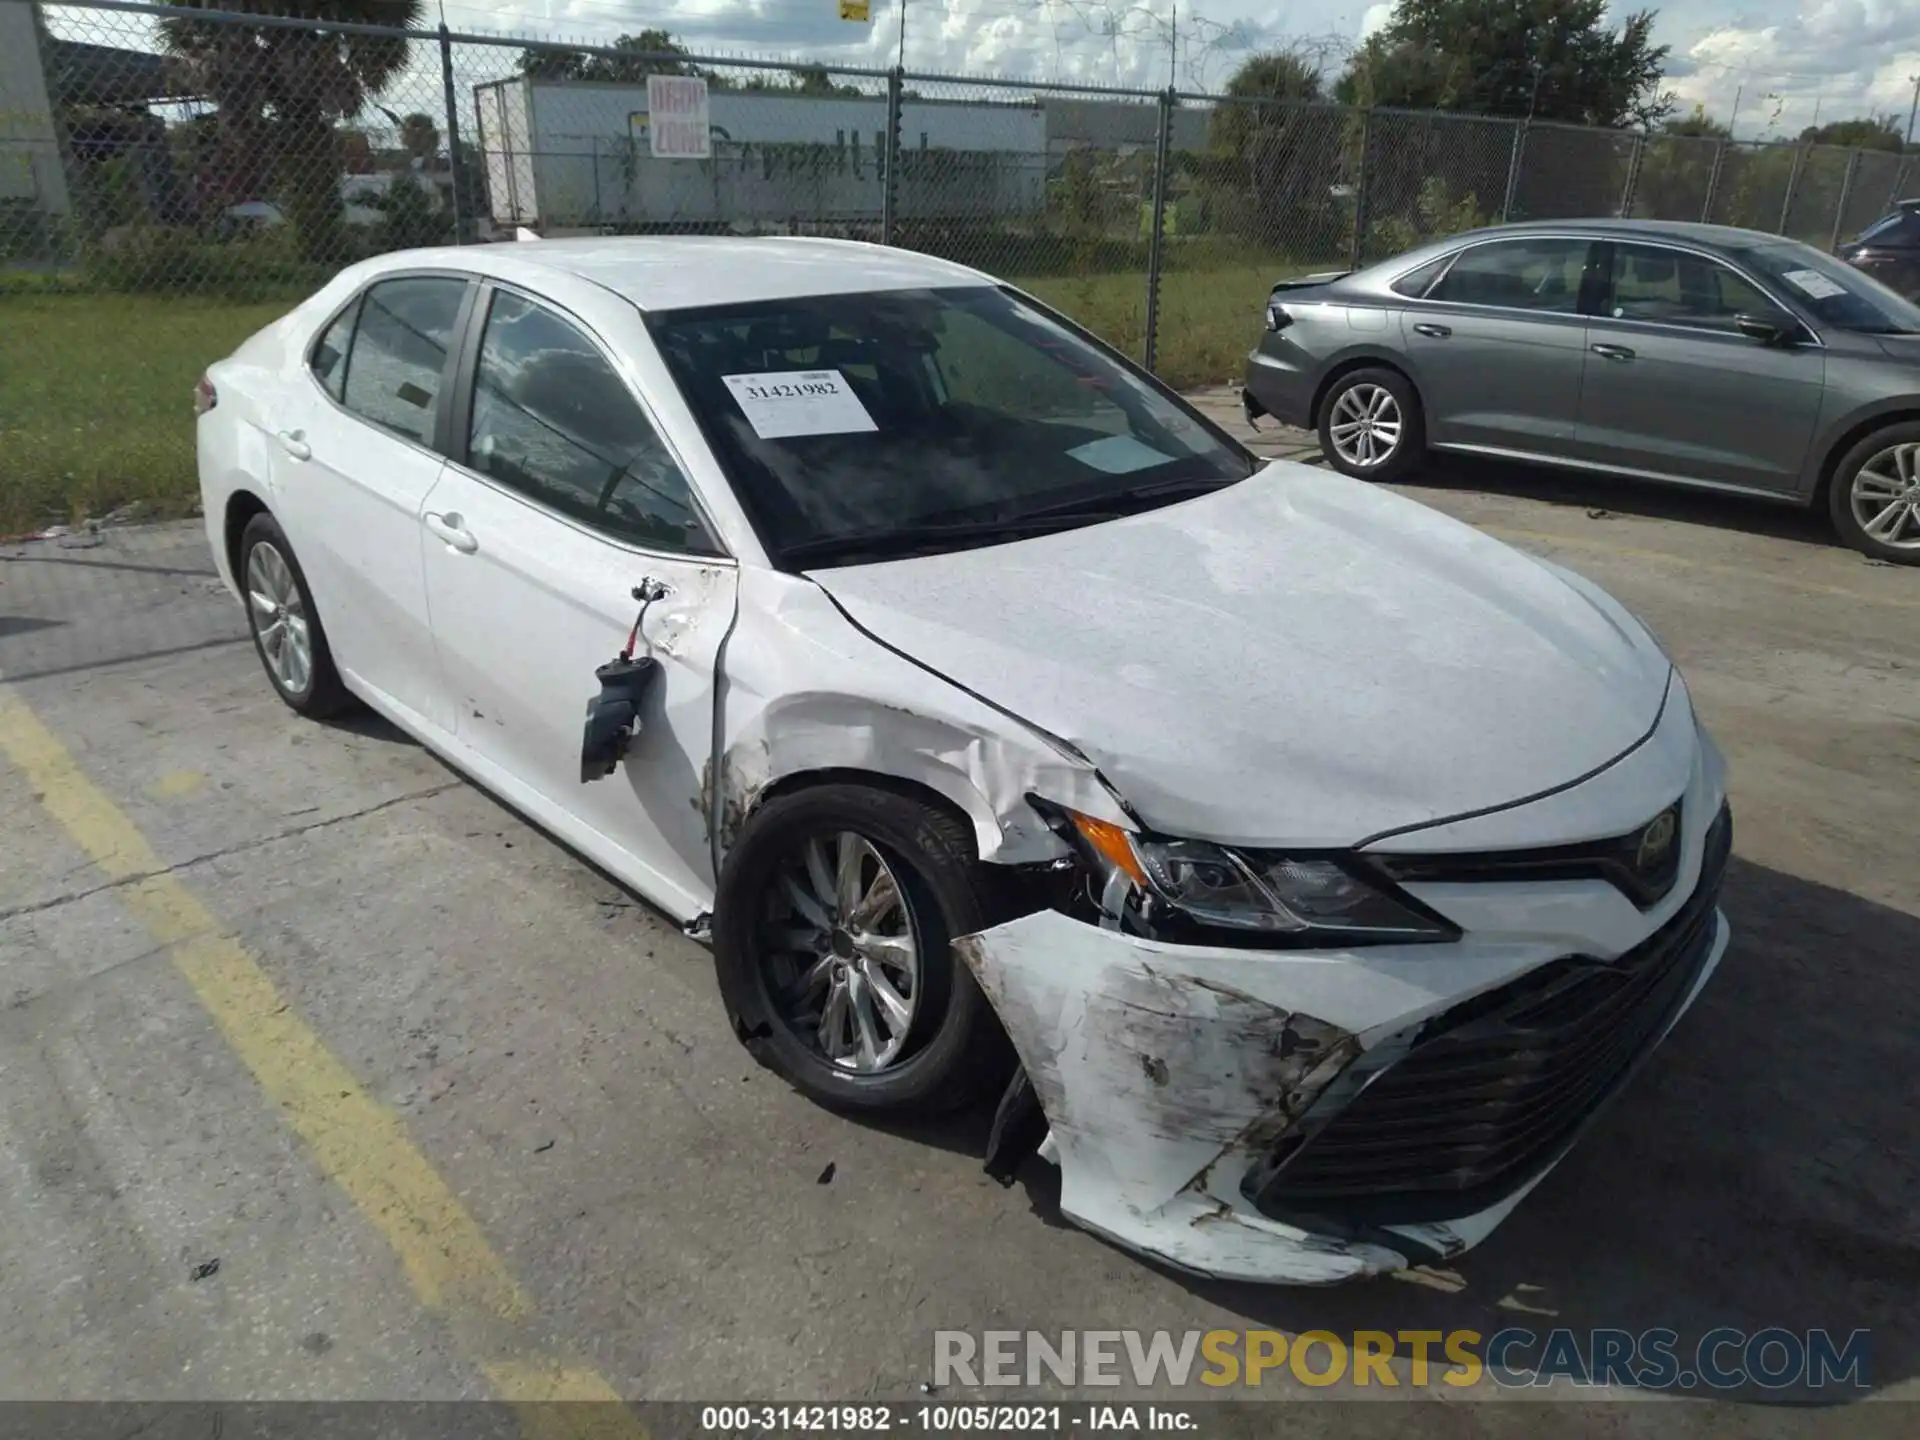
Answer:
1167, 2, 1178, 91
1907, 73, 1919, 147
896, 0, 907, 71
1728, 82, 1743, 138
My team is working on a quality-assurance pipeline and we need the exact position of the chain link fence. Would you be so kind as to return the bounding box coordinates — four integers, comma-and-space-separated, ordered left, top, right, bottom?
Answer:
6, 0, 1920, 530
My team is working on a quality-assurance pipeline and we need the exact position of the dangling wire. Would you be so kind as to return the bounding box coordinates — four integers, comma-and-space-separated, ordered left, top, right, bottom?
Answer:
620, 578, 671, 661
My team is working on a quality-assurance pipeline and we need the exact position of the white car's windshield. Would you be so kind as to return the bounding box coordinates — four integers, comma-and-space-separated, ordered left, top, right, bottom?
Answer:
1726, 238, 1920, 334
645, 285, 1256, 567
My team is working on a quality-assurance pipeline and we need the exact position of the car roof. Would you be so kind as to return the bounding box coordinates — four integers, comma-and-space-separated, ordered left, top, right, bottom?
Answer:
381, 235, 993, 311
1439, 217, 1791, 249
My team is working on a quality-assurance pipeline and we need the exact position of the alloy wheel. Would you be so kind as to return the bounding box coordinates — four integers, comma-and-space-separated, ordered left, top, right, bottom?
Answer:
1850, 443, 1920, 550
760, 832, 921, 1073
246, 541, 313, 695
1328, 383, 1403, 468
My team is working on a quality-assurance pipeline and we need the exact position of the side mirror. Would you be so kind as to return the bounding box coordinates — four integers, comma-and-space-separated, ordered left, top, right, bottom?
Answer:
1735, 313, 1793, 345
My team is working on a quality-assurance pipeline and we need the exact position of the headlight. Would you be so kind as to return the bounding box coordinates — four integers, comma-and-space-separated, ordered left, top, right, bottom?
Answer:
1043, 805, 1455, 944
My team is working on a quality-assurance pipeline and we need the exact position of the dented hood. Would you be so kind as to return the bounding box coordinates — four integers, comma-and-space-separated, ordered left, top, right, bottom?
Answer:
806, 463, 1673, 849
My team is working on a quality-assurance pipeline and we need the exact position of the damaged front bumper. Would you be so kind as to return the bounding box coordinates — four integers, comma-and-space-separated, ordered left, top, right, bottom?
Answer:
955, 802, 1732, 1286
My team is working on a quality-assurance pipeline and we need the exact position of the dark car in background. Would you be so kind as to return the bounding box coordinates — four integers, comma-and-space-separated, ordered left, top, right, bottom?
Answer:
1839, 198, 1920, 301
1242, 219, 1920, 565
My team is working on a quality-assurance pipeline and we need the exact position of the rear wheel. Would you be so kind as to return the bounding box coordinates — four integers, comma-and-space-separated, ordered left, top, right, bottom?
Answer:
1317, 366, 1426, 482
712, 784, 1013, 1116
238, 512, 355, 717
1829, 424, 1920, 564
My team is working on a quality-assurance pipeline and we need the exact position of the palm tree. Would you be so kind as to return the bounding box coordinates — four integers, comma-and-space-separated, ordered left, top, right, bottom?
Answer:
161, 0, 423, 261
1207, 50, 1331, 231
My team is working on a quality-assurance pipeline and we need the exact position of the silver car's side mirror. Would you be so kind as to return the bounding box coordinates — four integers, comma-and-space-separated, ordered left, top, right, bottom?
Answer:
1734, 313, 1794, 346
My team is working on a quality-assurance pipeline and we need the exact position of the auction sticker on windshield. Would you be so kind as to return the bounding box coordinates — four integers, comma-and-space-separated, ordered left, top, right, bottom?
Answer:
723, 370, 878, 439
1781, 268, 1848, 300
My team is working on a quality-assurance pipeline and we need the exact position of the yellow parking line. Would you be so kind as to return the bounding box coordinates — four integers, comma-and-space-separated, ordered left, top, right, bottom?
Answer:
0, 691, 644, 1436
1481, 524, 1920, 610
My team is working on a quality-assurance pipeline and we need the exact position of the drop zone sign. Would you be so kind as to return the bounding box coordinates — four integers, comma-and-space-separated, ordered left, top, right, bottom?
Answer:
647, 75, 712, 160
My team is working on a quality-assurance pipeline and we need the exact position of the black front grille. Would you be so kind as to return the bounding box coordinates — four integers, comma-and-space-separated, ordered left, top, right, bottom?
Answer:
1368, 797, 1687, 910
1248, 802, 1731, 1228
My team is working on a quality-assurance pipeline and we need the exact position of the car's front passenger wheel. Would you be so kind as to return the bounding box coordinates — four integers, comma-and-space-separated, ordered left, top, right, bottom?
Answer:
1317, 366, 1426, 483
712, 784, 1014, 1116
1829, 422, 1920, 565
238, 512, 356, 717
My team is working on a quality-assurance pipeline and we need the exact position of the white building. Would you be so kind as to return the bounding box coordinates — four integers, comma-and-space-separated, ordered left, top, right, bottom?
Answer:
475, 77, 1048, 230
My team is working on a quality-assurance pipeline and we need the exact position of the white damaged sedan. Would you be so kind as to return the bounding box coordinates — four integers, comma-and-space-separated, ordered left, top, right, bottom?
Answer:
197, 237, 1730, 1285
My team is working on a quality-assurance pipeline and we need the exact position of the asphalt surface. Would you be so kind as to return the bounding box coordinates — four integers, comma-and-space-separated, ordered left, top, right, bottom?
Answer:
1, 403, 1917, 1433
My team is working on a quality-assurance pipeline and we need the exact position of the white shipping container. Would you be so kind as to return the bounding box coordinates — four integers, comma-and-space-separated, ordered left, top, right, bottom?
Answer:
473, 77, 1047, 229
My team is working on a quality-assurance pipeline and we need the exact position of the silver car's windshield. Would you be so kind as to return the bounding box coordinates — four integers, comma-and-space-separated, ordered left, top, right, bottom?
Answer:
1724, 239, 1920, 334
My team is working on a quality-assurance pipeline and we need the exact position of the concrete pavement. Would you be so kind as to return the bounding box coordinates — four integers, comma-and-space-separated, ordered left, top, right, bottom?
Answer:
2, 435, 1917, 1430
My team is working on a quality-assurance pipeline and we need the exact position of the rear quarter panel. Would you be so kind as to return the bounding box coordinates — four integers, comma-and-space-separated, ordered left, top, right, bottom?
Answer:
195, 280, 360, 592
1248, 298, 1410, 430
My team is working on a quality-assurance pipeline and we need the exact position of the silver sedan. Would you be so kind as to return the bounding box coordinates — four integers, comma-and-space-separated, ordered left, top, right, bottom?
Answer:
1242, 218, 1920, 565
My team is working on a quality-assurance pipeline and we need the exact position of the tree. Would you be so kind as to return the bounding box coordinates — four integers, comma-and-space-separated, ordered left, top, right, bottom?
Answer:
399, 111, 439, 163
373, 174, 449, 250
160, 0, 422, 261
739, 64, 864, 97
341, 126, 374, 174
1799, 115, 1905, 152
1337, 0, 1672, 130
1201, 52, 1341, 254
1662, 104, 1729, 139
783, 65, 861, 98
517, 30, 698, 83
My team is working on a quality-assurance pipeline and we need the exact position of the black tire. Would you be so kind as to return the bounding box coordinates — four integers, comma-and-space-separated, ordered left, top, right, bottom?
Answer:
1316, 366, 1427, 483
712, 784, 1014, 1116
236, 512, 356, 717
1827, 422, 1920, 565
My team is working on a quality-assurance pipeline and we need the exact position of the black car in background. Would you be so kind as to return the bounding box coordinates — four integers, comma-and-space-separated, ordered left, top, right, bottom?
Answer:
1840, 199, 1920, 300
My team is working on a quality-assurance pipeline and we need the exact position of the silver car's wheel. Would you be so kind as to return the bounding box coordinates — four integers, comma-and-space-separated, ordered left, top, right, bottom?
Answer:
1327, 383, 1403, 469
1848, 443, 1920, 551
247, 540, 313, 697
764, 831, 920, 1073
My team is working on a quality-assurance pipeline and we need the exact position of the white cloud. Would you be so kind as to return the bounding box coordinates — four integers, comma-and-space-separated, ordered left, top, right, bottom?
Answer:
1662, 1, 1920, 137
55, 0, 1920, 135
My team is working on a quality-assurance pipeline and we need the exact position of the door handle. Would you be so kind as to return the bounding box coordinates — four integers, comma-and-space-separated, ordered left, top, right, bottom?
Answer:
1590, 343, 1636, 361
424, 511, 478, 554
1412, 322, 1452, 338
276, 429, 311, 461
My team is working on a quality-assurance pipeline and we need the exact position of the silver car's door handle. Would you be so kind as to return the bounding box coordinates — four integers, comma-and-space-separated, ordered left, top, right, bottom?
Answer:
1412, 322, 1452, 338
276, 429, 311, 461
424, 511, 479, 554
1591, 343, 1637, 361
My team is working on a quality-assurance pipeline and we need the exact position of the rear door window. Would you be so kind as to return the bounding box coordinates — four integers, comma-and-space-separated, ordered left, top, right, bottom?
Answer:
1391, 254, 1454, 298
311, 301, 359, 402
1425, 238, 1591, 313
339, 276, 468, 445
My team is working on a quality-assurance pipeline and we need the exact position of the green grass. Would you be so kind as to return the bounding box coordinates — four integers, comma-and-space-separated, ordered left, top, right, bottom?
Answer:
1, 292, 286, 534
0, 259, 1302, 533
1024, 261, 1301, 389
